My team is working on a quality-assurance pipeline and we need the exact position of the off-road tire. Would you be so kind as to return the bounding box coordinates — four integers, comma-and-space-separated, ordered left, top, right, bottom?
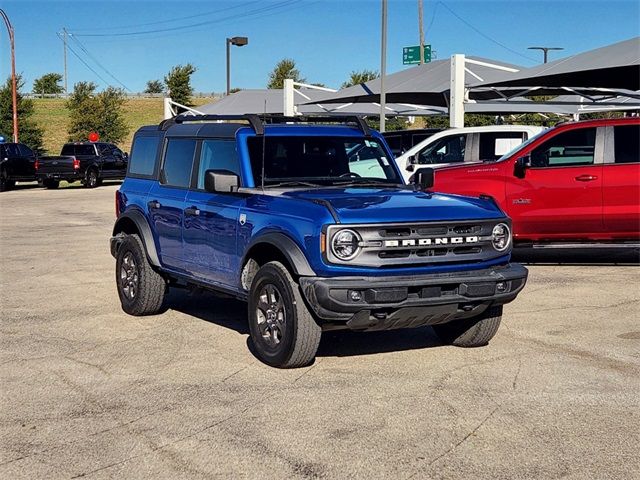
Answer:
433, 305, 503, 347
248, 261, 321, 368
85, 168, 99, 188
43, 179, 59, 189
116, 234, 166, 316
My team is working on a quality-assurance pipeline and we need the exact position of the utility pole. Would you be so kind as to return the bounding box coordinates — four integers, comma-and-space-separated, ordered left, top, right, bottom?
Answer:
63, 27, 68, 94
418, 0, 425, 64
380, 0, 387, 133
528, 46, 564, 63
1, 9, 18, 142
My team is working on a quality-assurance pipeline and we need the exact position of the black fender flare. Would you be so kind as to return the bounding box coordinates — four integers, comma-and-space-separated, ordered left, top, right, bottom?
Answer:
243, 232, 315, 277
112, 209, 161, 267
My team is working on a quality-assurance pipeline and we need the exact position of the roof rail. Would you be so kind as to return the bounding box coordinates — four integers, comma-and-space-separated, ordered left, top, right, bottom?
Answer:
260, 115, 371, 136
173, 114, 264, 135
169, 113, 371, 136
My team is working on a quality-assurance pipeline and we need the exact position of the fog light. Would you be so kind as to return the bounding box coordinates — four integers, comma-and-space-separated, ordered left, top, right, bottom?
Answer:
349, 290, 362, 302
496, 282, 508, 293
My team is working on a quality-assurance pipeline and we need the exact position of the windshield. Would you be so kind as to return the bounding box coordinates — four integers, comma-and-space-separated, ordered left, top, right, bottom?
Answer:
496, 129, 547, 161
247, 136, 402, 187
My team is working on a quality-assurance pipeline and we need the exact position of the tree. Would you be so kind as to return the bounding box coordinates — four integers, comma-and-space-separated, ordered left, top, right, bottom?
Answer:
67, 82, 129, 144
164, 64, 196, 107
144, 79, 164, 94
267, 59, 305, 89
33, 73, 64, 97
341, 69, 379, 89
0, 75, 43, 152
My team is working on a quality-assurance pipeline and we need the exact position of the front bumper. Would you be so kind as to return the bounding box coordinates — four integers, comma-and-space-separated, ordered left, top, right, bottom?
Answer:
299, 263, 528, 331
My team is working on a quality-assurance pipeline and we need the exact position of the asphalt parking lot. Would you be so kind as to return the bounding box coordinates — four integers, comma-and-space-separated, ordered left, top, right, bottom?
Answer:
1, 184, 639, 479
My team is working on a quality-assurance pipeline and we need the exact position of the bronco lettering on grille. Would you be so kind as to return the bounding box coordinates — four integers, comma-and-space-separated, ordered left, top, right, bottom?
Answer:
384, 236, 479, 248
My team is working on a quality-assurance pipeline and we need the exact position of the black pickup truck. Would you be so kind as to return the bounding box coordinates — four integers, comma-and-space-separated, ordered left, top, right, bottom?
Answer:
1, 142, 38, 191
36, 142, 128, 189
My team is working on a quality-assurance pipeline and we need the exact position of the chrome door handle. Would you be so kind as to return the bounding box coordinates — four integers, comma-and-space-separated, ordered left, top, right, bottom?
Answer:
575, 175, 598, 182
184, 206, 200, 216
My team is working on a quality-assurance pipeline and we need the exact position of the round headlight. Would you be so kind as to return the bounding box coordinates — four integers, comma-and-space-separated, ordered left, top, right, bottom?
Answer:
492, 223, 511, 252
331, 229, 361, 260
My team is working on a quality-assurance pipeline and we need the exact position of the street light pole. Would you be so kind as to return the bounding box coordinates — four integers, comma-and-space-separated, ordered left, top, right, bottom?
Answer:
528, 46, 564, 63
1, 8, 18, 142
226, 36, 248, 96
380, 0, 387, 133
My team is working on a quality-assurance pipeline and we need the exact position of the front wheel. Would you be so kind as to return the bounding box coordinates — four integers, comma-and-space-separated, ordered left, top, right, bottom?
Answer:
115, 234, 166, 316
248, 261, 321, 368
0, 170, 13, 192
432, 305, 503, 347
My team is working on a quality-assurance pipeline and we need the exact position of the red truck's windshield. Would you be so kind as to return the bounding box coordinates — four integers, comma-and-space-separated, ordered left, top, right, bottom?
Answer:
496, 129, 548, 162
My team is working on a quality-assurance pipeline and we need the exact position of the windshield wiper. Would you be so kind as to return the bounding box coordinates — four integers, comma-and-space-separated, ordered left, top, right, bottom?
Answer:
332, 179, 403, 188
264, 180, 321, 188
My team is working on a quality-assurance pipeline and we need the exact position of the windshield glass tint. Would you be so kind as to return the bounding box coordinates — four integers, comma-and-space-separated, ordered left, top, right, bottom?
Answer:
247, 136, 400, 186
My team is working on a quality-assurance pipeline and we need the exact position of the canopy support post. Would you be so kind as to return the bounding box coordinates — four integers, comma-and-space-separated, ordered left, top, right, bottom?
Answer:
450, 54, 465, 128
284, 79, 295, 116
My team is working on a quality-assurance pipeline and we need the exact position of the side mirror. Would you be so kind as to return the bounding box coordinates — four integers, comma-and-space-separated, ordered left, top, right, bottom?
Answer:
406, 154, 418, 172
123, 152, 129, 160
414, 167, 434, 189
204, 169, 239, 193
514, 155, 531, 179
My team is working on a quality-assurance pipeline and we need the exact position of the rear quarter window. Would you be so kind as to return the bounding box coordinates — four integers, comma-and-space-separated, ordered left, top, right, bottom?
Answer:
128, 135, 160, 177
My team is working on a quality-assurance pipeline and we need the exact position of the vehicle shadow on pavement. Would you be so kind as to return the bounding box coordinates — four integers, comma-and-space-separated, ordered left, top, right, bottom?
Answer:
9, 180, 123, 191
512, 247, 640, 266
164, 289, 445, 358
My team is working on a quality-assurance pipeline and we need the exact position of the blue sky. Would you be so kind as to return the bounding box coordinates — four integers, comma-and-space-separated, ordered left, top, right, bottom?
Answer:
2, 0, 639, 93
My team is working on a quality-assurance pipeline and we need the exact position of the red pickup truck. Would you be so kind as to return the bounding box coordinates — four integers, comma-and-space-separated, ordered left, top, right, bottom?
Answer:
430, 118, 639, 244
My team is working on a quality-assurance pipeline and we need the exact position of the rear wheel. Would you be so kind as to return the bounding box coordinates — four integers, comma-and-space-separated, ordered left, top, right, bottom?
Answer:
85, 169, 99, 188
43, 179, 59, 189
248, 261, 321, 368
433, 305, 503, 347
116, 234, 166, 316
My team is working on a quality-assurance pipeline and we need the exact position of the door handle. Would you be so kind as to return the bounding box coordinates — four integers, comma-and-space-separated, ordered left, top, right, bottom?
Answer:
184, 206, 200, 216
147, 200, 161, 209
575, 174, 598, 182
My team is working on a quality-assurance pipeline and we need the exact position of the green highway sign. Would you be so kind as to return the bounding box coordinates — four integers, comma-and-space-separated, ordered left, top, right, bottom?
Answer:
403, 45, 431, 65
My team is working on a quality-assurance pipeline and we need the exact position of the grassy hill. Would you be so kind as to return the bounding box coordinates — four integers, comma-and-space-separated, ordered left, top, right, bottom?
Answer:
31, 97, 213, 154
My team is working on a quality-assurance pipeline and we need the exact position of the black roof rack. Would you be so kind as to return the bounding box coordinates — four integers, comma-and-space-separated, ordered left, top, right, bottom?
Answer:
168, 113, 371, 136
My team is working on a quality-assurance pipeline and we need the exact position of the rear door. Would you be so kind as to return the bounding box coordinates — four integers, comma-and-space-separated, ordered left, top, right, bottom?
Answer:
476, 131, 526, 161
97, 143, 116, 176
183, 139, 243, 288
505, 126, 603, 239
147, 138, 197, 271
602, 124, 640, 237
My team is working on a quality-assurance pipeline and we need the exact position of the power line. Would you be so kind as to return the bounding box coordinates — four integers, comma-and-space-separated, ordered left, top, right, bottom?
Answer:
71, 0, 302, 37
69, 35, 131, 91
57, 32, 111, 87
69, 0, 262, 32
438, 2, 538, 63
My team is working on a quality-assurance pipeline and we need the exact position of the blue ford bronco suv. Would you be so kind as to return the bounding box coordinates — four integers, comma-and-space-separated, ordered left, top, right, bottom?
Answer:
110, 114, 528, 368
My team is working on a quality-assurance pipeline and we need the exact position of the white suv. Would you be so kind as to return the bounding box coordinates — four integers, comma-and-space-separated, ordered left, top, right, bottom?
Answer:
395, 125, 545, 182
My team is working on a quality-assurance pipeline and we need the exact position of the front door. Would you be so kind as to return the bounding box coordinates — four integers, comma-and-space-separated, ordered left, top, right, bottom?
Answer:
505, 126, 603, 240
183, 139, 243, 288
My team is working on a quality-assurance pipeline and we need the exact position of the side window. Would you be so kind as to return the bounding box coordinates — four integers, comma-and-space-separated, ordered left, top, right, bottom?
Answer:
5, 144, 20, 157
418, 135, 466, 165
197, 139, 239, 189
479, 132, 525, 160
18, 144, 34, 157
162, 138, 196, 188
613, 125, 639, 164
129, 135, 160, 176
530, 128, 596, 168
98, 144, 111, 156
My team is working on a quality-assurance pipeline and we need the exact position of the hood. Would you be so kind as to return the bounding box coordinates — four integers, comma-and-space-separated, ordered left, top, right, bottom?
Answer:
281, 187, 505, 224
